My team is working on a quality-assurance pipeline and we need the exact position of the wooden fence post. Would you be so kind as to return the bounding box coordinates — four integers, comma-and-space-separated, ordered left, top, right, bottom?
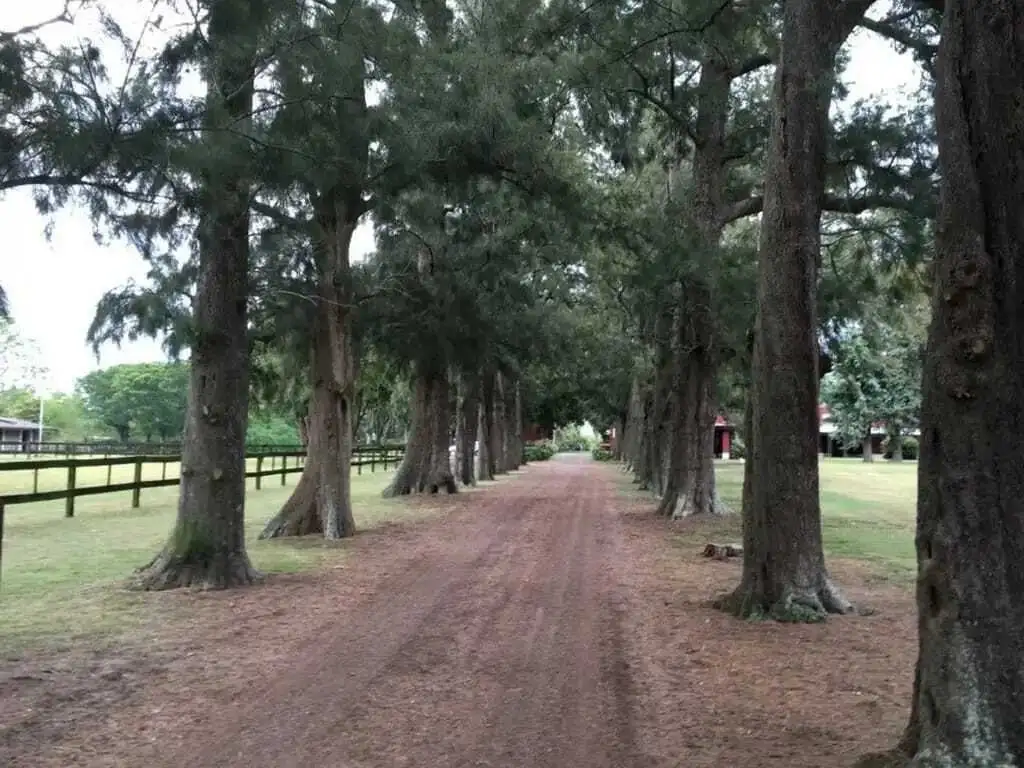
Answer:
281, 455, 287, 486
256, 456, 263, 490
132, 459, 143, 508
65, 464, 77, 518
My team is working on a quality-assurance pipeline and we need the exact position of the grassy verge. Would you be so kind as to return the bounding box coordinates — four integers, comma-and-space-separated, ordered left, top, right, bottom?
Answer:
620, 458, 917, 583
0, 470, 419, 652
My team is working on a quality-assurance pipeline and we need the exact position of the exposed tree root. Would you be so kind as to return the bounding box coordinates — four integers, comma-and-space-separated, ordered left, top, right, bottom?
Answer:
658, 486, 731, 519
259, 470, 323, 539
131, 548, 262, 591
713, 577, 853, 623
382, 472, 457, 498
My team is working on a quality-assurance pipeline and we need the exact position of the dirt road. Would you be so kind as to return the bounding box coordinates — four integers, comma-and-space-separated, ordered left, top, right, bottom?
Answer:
163, 454, 640, 767
7, 455, 919, 768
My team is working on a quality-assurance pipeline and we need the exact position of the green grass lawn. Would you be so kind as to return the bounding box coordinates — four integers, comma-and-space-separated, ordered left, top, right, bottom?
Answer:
0, 469, 418, 652
711, 458, 917, 581
0, 454, 310, 496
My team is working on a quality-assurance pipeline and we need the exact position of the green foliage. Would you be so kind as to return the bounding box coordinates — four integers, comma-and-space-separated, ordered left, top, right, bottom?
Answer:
524, 441, 556, 462
0, 320, 47, 390
355, 348, 410, 445
591, 447, 614, 461
729, 433, 746, 461
246, 413, 300, 446
76, 362, 188, 442
883, 435, 919, 461
0, 387, 37, 420
552, 424, 596, 452
821, 299, 926, 451
0, 387, 104, 441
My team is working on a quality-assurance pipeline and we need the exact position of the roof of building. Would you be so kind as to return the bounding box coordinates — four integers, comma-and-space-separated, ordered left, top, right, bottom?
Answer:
0, 417, 41, 430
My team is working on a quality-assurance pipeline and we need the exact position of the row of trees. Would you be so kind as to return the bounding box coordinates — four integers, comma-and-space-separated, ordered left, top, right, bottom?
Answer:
0, 325, 309, 444
4, 0, 1024, 761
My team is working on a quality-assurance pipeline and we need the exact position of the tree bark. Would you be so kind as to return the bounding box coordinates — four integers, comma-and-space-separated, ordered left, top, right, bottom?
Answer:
623, 377, 646, 475
477, 370, 495, 481
133, 0, 263, 590
634, 386, 654, 487
657, 341, 727, 518
610, 416, 624, 460
658, 54, 732, 519
718, 0, 875, 620
861, 435, 875, 462
859, 1, 1024, 764
456, 371, 479, 486
890, 428, 904, 462
509, 379, 523, 469
260, 195, 359, 540
645, 304, 675, 495
492, 372, 508, 473
383, 360, 457, 496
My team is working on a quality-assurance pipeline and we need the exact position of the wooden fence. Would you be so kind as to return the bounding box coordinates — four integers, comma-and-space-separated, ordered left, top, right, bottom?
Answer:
0, 444, 404, 590
1, 441, 309, 457
0, 444, 405, 516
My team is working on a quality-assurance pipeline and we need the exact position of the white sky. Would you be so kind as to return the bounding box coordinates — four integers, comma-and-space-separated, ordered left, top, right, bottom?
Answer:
0, 1, 923, 394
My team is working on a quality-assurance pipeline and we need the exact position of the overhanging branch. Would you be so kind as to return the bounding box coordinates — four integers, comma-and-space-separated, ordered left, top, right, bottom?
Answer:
721, 192, 934, 224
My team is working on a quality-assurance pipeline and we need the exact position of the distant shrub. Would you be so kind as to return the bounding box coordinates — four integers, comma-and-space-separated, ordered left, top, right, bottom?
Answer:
883, 435, 918, 460
524, 441, 556, 462
553, 424, 597, 452
592, 447, 614, 461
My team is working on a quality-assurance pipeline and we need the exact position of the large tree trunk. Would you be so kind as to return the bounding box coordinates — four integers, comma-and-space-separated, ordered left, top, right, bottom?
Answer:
509, 380, 523, 469
718, 0, 874, 620
657, 343, 726, 518
634, 386, 654, 487
861, 435, 874, 462
383, 361, 457, 496
492, 373, 508, 473
456, 372, 479, 486
133, 0, 262, 590
477, 371, 495, 481
260, 197, 358, 540
890, 428, 904, 462
610, 414, 625, 461
623, 377, 646, 474
858, 2, 1024, 764
644, 303, 675, 495
659, 54, 732, 519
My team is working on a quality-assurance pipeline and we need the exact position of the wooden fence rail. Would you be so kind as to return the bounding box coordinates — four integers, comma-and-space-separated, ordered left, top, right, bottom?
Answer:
0, 444, 404, 591
0, 444, 405, 515
0, 441, 312, 457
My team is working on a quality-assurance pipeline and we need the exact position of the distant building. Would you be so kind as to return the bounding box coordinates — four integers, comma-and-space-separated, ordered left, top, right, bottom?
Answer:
0, 417, 41, 452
